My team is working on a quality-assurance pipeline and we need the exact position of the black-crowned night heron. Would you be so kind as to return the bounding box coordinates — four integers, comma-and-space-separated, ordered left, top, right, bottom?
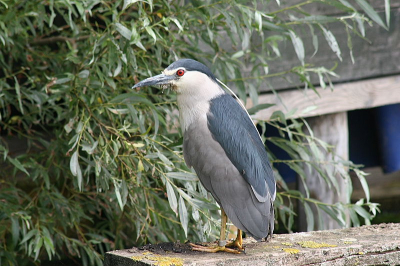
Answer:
133, 59, 276, 253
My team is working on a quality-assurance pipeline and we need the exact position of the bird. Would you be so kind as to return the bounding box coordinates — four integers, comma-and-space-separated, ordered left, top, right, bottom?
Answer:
132, 59, 276, 253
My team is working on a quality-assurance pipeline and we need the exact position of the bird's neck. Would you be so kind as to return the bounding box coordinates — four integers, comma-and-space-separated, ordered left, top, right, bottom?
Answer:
176, 83, 225, 133
177, 98, 210, 133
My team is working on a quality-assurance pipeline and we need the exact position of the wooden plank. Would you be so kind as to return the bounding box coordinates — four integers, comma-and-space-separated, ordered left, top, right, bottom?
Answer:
105, 223, 400, 266
248, 74, 400, 120
213, 3, 399, 92
351, 166, 400, 200
266, 0, 400, 17
248, 7, 400, 91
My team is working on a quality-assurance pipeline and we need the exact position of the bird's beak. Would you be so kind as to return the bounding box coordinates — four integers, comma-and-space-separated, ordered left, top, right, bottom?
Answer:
132, 73, 175, 89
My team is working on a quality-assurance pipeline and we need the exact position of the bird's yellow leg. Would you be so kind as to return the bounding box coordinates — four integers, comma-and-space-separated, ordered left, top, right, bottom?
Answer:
226, 229, 244, 251
219, 208, 227, 246
190, 208, 241, 254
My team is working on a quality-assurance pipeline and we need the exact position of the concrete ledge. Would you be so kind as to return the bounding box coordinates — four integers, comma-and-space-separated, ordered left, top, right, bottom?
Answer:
104, 223, 400, 266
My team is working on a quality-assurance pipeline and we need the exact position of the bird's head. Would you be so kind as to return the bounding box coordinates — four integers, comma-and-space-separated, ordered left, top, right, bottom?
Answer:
132, 59, 221, 95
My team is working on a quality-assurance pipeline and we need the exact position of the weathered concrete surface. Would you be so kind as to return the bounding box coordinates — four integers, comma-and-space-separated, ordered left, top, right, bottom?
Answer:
104, 223, 400, 266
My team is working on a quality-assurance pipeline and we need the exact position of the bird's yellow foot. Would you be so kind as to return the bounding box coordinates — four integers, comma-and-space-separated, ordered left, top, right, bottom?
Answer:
225, 238, 244, 252
225, 228, 244, 252
189, 242, 242, 254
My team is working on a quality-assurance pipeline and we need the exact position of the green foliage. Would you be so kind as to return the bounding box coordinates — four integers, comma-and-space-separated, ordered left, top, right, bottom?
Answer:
0, 0, 388, 265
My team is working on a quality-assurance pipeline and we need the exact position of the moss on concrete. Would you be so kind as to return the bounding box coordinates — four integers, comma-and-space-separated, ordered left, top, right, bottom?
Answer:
297, 241, 337, 248
283, 248, 300, 254
131, 251, 183, 266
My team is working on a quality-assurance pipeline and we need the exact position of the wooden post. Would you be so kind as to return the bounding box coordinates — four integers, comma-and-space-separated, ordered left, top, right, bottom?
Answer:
298, 112, 350, 231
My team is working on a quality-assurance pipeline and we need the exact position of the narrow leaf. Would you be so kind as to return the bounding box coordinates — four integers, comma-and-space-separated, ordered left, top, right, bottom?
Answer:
345, 26, 355, 63
355, 169, 370, 202
11, 217, 20, 248
20, 229, 38, 244
114, 180, 124, 210
288, 30, 304, 65
353, 205, 372, 220
319, 205, 345, 227
242, 30, 250, 50
42, 227, 55, 259
255, 11, 262, 32
70, 151, 83, 191
151, 108, 159, 137
304, 202, 314, 232
384, 0, 390, 28
170, 17, 183, 32
56, 77, 72, 85
355, 16, 366, 37
158, 152, 174, 167
123, 0, 139, 10
14, 76, 24, 115
78, 70, 89, 79
349, 208, 360, 227
70, 151, 78, 176
320, 25, 342, 61
138, 159, 144, 172
34, 237, 43, 260
82, 141, 98, 155
166, 182, 178, 215
8, 156, 29, 176
301, 105, 317, 115
231, 50, 244, 59
113, 59, 122, 77
115, 22, 132, 40
270, 110, 286, 124
178, 195, 188, 237
316, 205, 325, 230
291, 15, 337, 23
355, 0, 388, 29
166, 172, 198, 181
308, 24, 318, 57
247, 103, 275, 115
145, 26, 157, 43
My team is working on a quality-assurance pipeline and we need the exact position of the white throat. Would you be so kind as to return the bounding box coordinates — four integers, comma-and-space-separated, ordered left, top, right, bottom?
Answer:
175, 72, 224, 132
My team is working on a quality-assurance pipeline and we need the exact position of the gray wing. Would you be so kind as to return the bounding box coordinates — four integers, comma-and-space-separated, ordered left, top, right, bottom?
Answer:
183, 97, 275, 239
207, 94, 276, 201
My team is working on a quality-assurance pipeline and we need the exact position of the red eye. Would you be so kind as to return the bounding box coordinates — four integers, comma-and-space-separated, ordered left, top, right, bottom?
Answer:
176, 69, 185, 76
